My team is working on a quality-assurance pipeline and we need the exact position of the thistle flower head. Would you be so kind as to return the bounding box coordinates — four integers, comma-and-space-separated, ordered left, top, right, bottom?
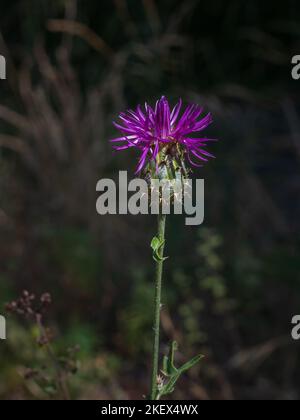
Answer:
111, 96, 216, 175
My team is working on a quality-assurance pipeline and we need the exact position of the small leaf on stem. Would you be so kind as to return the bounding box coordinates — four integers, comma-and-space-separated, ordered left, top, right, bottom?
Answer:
156, 341, 204, 400
151, 236, 168, 263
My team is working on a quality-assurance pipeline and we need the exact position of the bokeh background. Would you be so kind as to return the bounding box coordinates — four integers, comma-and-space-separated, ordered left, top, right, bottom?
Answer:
0, 0, 300, 400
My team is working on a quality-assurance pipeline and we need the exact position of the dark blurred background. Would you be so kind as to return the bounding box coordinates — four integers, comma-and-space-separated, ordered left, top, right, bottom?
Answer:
0, 0, 299, 400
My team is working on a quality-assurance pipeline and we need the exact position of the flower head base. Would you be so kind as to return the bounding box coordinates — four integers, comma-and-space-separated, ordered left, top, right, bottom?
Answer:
111, 96, 216, 176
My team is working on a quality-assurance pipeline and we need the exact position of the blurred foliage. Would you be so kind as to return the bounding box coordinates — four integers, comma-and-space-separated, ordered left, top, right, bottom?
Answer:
0, 0, 300, 400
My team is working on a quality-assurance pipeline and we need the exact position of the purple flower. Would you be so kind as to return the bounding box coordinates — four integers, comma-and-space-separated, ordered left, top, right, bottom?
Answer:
111, 96, 216, 174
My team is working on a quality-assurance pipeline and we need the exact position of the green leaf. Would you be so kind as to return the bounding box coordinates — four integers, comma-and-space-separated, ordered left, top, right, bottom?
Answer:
151, 236, 167, 263
151, 236, 161, 252
156, 341, 204, 400
162, 341, 178, 376
178, 354, 204, 374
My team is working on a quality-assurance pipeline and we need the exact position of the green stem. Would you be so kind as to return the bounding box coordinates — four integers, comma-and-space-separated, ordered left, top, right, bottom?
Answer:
150, 214, 167, 400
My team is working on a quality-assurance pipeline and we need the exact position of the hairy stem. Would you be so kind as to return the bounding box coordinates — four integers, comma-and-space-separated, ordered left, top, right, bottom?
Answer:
150, 214, 166, 400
